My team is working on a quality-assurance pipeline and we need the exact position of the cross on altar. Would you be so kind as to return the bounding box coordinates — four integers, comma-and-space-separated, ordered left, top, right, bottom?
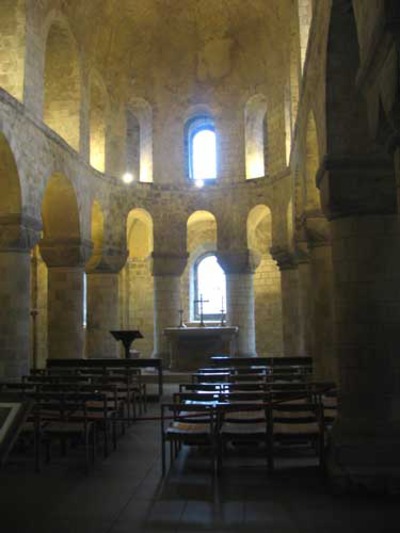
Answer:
194, 294, 209, 327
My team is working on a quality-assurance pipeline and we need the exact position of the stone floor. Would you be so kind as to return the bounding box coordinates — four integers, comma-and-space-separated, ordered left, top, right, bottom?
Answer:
0, 384, 398, 533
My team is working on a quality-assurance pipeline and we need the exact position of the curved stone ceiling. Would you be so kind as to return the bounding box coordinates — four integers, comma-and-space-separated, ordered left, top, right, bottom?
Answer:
62, 0, 292, 103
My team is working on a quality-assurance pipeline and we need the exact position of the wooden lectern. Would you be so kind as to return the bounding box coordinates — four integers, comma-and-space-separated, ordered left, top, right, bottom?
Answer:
110, 330, 143, 359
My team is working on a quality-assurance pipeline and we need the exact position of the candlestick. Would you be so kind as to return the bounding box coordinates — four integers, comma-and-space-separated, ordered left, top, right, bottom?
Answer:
178, 309, 186, 328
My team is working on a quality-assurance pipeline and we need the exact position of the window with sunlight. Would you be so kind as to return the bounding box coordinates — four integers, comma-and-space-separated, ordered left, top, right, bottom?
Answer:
194, 254, 226, 320
186, 116, 217, 182
192, 129, 216, 181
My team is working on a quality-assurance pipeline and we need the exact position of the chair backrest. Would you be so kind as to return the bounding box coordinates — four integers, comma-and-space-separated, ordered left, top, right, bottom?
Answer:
173, 391, 221, 405
270, 398, 323, 435
192, 372, 230, 383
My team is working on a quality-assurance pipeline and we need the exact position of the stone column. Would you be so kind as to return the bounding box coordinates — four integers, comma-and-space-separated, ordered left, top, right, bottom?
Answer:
40, 239, 91, 360
218, 250, 258, 356
305, 216, 336, 381
151, 252, 188, 361
270, 246, 301, 357
0, 215, 40, 378
395, 148, 400, 208
319, 156, 400, 491
296, 253, 312, 357
85, 250, 127, 358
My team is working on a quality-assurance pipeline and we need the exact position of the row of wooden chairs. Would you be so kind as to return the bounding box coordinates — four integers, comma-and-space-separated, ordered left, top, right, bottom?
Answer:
161, 382, 337, 476
0, 367, 148, 472
192, 365, 312, 384
24, 368, 147, 420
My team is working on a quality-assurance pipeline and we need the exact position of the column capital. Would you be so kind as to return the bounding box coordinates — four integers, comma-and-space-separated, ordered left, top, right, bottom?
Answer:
317, 154, 396, 220
86, 246, 128, 274
39, 238, 93, 268
150, 252, 189, 276
0, 214, 41, 252
269, 246, 296, 271
217, 249, 260, 274
304, 215, 331, 249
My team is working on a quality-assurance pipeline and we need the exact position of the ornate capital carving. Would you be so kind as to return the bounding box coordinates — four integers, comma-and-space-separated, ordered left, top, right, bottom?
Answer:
0, 214, 41, 252
40, 238, 93, 268
150, 252, 189, 276
217, 249, 260, 274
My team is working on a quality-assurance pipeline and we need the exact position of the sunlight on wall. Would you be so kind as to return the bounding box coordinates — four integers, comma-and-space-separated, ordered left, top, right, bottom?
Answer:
247, 155, 265, 179
245, 94, 268, 179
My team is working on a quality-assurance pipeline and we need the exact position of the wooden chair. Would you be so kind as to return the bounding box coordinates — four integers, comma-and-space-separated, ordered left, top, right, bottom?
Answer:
320, 388, 338, 431
191, 371, 230, 384
28, 391, 98, 473
268, 395, 325, 472
34, 382, 119, 458
216, 400, 270, 471
161, 402, 217, 475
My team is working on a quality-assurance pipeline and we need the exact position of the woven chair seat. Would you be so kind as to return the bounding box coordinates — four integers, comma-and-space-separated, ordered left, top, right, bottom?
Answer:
273, 421, 320, 435
220, 421, 266, 435
167, 421, 211, 435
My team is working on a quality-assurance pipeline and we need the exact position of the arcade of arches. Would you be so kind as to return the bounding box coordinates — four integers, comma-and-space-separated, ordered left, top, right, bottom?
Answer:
0, 0, 400, 491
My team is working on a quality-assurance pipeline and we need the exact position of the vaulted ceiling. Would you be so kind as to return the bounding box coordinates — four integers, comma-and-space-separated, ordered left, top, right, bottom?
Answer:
59, 0, 293, 104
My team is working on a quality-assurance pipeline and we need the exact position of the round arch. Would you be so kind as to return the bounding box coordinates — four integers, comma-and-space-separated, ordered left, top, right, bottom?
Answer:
185, 210, 220, 321
245, 94, 268, 179
247, 204, 272, 253
44, 19, 81, 150
123, 207, 154, 356
89, 70, 109, 172
0, 131, 22, 216
127, 208, 154, 260
187, 210, 217, 251
41, 173, 81, 240
247, 204, 283, 356
126, 98, 153, 183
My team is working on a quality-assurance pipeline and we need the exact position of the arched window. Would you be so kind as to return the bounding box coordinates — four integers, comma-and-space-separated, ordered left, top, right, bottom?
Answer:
193, 254, 226, 321
186, 116, 217, 182
245, 95, 268, 179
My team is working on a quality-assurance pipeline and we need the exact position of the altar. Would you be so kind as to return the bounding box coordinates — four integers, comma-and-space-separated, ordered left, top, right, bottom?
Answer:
164, 326, 239, 371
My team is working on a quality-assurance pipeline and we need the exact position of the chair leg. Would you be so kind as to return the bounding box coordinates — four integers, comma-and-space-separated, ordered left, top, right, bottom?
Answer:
112, 415, 117, 451
92, 425, 97, 463
103, 423, 109, 457
161, 436, 166, 476
216, 436, 223, 474
84, 430, 90, 474
34, 426, 41, 473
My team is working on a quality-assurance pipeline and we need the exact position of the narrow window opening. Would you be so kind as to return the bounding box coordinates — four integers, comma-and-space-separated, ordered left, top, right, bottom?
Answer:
191, 128, 217, 181
186, 116, 217, 182
193, 254, 226, 321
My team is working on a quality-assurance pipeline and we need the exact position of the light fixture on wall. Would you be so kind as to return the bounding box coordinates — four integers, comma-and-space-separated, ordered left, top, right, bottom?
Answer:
122, 172, 134, 184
